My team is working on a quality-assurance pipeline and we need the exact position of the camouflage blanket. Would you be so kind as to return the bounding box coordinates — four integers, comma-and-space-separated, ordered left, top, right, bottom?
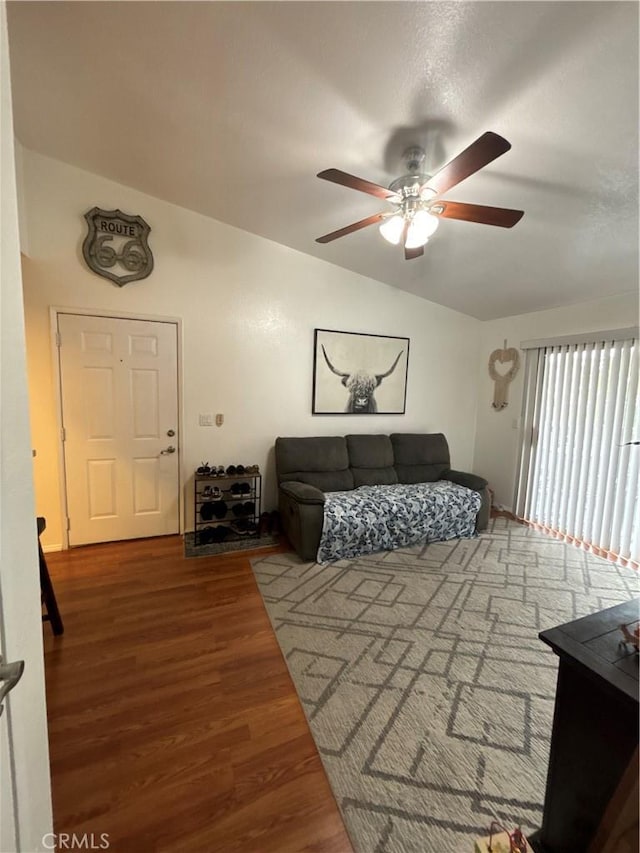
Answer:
317, 481, 481, 563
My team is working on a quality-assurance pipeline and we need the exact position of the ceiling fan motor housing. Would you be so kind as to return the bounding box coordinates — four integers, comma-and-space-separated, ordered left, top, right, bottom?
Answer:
388, 148, 436, 206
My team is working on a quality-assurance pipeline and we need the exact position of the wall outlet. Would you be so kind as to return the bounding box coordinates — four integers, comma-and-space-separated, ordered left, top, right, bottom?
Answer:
215, 413, 224, 427
199, 413, 213, 427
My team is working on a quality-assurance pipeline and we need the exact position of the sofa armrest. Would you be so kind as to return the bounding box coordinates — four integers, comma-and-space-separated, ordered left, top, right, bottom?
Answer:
441, 469, 488, 492
280, 480, 326, 505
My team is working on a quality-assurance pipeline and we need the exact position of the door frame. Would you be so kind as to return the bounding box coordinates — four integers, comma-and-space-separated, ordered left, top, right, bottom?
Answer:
50, 306, 184, 549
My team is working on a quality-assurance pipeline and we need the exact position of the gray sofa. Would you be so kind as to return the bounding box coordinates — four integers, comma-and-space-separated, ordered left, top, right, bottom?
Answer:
275, 433, 490, 560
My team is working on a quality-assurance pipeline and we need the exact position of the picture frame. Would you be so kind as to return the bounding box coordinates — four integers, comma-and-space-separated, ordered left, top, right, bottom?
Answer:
312, 328, 409, 415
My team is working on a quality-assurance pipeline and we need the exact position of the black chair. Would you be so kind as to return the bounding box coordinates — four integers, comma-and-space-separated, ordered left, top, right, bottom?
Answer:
37, 517, 64, 635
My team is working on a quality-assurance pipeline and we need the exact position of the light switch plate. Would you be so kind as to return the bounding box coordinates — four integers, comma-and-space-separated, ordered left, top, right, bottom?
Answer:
199, 413, 213, 427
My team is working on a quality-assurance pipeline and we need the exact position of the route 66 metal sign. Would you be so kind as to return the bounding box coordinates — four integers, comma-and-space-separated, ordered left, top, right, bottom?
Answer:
82, 207, 154, 286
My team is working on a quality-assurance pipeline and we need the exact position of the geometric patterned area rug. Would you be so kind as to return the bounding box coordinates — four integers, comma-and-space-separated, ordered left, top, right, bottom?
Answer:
251, 518, 640, 852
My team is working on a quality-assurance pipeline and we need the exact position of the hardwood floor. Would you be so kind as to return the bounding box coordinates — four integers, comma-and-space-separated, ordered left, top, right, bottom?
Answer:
43, 536, 353, 853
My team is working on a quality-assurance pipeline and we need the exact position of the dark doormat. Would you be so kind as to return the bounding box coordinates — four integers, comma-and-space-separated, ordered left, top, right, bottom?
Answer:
184, 531, 279, 558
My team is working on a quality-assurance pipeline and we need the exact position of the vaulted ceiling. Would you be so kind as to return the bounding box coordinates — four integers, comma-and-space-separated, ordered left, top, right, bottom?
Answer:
6, 1, 638, 320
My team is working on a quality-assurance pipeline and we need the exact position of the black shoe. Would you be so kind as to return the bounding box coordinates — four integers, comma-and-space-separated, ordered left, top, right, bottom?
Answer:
269, 511, 281, 536
239, 482, 251, 496
199, 526, 215, 544
200, 503, 215, 522
258, 512, 270, 537
212, 500, 228, 519
211, 526, 230, 542
230, 483, 242, 496
231, 519, 257, 537
226, 465, 237, 476
196, 462, 211, 476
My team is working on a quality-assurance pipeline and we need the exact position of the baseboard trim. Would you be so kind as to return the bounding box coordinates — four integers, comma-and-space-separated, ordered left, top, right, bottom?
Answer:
42, 543, 63, 553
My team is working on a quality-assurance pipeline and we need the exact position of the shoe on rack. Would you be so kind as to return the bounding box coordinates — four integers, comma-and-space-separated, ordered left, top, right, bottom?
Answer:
230, 483, 242, 496
196, 462, 211, 476
212, 500, 228, 519
200, 503, 215, 522
239, 482, 251, 496
226, 465, 237, 476
202, 485, 214, 499
245, 464, 260, 475
199, 526, 215, 544
236, 464, 245, 475
243, 501, 255, 516
211, 526, 230, 543
231, 519, 257, 537
216, 466, 225, 476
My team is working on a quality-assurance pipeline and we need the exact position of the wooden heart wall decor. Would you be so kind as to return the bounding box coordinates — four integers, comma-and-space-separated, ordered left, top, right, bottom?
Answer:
488, 341, 520, 410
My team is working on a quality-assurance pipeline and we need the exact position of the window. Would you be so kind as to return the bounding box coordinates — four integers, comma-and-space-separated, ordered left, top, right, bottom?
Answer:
515, 331, 639, 568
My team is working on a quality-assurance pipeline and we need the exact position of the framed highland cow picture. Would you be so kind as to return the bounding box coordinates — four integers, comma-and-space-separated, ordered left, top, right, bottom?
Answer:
312, 328, 409, 415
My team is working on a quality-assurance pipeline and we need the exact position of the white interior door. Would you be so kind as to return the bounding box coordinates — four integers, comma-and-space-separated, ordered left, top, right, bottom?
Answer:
58, 313, 180, 546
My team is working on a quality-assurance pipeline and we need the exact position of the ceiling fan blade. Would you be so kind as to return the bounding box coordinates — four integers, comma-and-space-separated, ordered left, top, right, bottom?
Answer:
317, 168, 400, 201
423, 132, 512, 196
431, 200, 524, 228
316, 212, 387, 243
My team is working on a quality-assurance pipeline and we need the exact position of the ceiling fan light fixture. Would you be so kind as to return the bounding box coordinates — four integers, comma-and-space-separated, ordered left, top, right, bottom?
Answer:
405, 210, 439, 248
379, 214, 405, 245
419, 186, 437, 201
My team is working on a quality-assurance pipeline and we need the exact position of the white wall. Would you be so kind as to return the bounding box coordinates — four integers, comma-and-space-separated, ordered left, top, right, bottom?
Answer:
473, 292, 639, 509
19, 148, 482, 549
0, 4, 53, 849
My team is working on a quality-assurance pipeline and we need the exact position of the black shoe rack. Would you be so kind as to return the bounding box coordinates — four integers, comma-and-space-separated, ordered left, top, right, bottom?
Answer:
194, 471, 261, 546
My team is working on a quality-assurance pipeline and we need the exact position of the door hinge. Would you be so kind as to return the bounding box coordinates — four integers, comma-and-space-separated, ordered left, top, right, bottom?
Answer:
55, 331, 61, 347
66, 516, 71, 532
61, 427, 66, 442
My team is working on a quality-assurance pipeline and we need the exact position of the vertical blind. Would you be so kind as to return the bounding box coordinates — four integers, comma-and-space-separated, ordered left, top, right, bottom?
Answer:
514, 332, 639, 568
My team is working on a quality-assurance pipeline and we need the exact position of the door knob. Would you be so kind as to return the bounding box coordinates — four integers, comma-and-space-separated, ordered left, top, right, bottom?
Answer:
0, 657, 25, 718
160, 445, 176, 455
167, 429, 175, 437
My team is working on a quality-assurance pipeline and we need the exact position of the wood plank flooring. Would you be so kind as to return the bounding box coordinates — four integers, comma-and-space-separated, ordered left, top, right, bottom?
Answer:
43, 536, 353, 853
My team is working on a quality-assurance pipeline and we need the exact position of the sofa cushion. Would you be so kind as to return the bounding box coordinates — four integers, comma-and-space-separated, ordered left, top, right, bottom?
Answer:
275, 436, 354, 491
391, 433, 451, 484
276, 436, 349, 477
280, 469, 355, 492
347, 434, 398, 487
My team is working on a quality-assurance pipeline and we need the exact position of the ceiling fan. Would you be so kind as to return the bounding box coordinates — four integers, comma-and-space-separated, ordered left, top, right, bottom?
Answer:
316, 131, 524, 260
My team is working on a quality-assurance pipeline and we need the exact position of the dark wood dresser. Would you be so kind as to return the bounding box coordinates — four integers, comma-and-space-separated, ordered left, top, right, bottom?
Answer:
530, 598, 639, 853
